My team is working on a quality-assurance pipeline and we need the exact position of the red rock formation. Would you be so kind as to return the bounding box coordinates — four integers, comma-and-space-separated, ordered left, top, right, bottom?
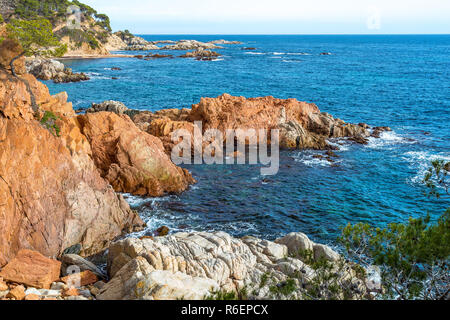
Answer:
77, 112, 195, 197
188, 93, 319, 130
0, 70, 145, 266
130, 94, 370, 152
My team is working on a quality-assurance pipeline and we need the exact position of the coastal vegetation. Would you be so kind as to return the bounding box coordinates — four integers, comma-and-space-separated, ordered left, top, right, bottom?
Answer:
3, 0, 114, 54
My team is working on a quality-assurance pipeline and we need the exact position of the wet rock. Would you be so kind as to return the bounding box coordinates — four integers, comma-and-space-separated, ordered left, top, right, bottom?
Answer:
144, 54, 173, 59
242, 47, 257, 50
325, 150, 339, 158
156, 226, 170, 237
348, 135, 370, 145
371, 126, 392, 138
111, 67, 122, 71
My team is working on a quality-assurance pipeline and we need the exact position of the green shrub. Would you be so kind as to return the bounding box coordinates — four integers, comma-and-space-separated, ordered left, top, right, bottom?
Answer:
40, 111, 61, 137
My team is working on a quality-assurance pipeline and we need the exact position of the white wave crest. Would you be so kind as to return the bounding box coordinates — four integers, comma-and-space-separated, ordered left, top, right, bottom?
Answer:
365, 131, 416, 149
402, 151, 450, 184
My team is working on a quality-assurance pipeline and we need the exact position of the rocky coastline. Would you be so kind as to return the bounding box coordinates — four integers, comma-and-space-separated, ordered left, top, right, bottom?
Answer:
0, 38, 388, 300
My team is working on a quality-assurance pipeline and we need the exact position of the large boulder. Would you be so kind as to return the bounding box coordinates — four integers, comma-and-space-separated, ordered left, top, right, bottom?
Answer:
0, 250, 61, 289
0, 71, 145, 266
77, 112, 195, 197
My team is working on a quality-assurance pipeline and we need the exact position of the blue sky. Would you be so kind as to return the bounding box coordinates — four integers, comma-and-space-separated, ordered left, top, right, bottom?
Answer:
81, 0, 450, 34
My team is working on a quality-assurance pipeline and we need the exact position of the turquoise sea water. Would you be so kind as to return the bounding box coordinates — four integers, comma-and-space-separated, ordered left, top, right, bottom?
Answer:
46, 35, 450, 246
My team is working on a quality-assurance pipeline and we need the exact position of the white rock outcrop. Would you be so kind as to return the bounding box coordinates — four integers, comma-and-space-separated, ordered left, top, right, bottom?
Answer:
99, 231, 368, 300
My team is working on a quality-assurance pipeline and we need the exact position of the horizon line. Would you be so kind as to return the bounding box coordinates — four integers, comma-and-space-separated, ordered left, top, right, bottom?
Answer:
131, 33, 450, 36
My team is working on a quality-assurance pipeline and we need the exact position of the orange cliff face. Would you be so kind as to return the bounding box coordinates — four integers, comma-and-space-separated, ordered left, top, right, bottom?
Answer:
0, 41, 194, 266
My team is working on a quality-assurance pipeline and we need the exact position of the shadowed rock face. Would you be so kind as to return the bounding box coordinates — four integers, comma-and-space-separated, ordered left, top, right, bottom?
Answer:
77, 112, 196, 197
0, 71, 145, 266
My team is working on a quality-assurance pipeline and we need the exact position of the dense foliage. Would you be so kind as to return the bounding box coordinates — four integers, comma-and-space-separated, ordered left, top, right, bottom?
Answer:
7, 18, 67, 57
14, 0, 71, 20
8, 1, 113, 53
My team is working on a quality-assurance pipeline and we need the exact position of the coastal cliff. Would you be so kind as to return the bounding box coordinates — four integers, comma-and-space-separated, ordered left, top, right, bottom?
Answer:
0, 41, 195, 266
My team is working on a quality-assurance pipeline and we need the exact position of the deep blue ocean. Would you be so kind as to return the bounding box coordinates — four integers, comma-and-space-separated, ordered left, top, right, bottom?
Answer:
46, 35, 450, 246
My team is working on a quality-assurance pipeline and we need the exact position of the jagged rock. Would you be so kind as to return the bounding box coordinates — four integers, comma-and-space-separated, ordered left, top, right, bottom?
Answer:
87, 100, 129, 114
127, 94, 374, 153
7, 285, 25, 300
77, 112, 196, 197
0, 71, 145, 266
